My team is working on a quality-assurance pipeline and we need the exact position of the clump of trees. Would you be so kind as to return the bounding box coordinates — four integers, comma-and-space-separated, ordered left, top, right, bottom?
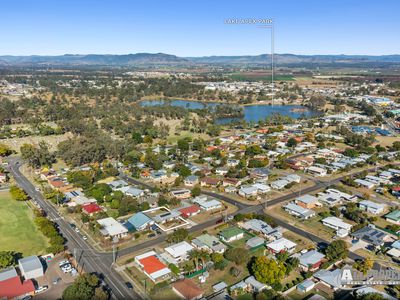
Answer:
10, 185, 29, 201
34, 214, 64, 254
62, 273, 107, 300
20, 141, 55, 168
251, 256, 286, 286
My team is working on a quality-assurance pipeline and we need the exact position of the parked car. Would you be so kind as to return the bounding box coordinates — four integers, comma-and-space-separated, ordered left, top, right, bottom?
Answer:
53, 277, 61, 285
125, 282, 133, 290
35, 286, 48, 294
82, 235, 88, 241
58, 260, 69, 267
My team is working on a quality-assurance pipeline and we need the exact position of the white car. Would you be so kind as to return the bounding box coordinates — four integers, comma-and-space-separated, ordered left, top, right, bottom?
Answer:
58, 260, 69, 267
62, 267, 72, 273
74, 228, 80, 233
35, 286, 48, 294
35, 187, 40, 191
82, 235, 88, 241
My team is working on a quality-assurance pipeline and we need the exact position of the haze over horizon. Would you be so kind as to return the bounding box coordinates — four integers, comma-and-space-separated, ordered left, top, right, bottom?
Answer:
2, 0, 399, 56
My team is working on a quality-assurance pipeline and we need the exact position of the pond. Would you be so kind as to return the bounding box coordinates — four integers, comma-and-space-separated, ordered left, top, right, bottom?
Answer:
139, 99, 319, 124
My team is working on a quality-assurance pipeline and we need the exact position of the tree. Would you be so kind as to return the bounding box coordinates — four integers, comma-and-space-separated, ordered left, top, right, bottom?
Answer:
20, 141, 55, 168
188, 249, 203, 271
167, 228, 188, 243
325, 240, 348, 261
286, 137, 298, 148
251, 256, 286, 285
0, 143, 12, 156
0, 251, 18, 268
354, 257, 373, 275
10, 185, 29, 201
191, 185, 201, 197
224, 247, 249, 265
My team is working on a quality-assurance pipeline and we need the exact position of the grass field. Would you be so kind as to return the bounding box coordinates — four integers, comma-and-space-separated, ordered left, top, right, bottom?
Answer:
0, 191, 48, 256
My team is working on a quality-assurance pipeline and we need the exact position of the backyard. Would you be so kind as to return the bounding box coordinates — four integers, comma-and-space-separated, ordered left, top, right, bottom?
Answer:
0, 190, 48, 256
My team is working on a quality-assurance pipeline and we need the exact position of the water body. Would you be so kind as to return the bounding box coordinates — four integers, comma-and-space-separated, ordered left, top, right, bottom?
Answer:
140, 99, 319, 124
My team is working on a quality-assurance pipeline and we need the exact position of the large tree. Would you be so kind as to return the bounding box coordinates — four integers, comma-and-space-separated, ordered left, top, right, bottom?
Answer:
251, 256, 286, 285
325, 240, 348, 261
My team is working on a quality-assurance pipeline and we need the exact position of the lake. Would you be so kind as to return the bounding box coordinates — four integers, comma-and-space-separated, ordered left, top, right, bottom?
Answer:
139, 99, 319, 124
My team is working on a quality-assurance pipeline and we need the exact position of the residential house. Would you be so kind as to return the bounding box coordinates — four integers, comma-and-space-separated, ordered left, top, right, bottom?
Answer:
184, 175, 199, 187
193, 196, 222, 211
359, 200, 386, 215
385, 210, 400, 225
153, 210, 181, 224
270, 179, 290, 190
200, 177, 221, 187
241, 219, 282, 240
298, 250, 325, 271
322, 217, 352, 237
218, 226, 244, 243
307, 166, 327, 177
126, 212, 154, 231
222, 178, 241, 187
284, 203, 316, 219
313, 269, 342, 290
266, 237, 297, 254
171, 189, 192, 199
82, 203, 102, 216
97, 217, 128, 239
191, 234, 226, 253
164, 241, 194, 263
295, 194, 321, 209
297, 279, 316, 293
351, 225, 392, 248
354, 179, 375, 189
238, 186, 258, 198
172, 279, 203, 300
117, 186, 144, 198
179, 205, 201, 218
135, 251, 171, 282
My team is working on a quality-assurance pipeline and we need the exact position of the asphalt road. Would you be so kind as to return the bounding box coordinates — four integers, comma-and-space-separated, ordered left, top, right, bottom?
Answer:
7, 158, 140, 300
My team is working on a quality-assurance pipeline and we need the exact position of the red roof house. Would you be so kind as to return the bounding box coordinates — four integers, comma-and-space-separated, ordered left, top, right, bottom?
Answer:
179, 205, 201, 218
82, 203, 102, 215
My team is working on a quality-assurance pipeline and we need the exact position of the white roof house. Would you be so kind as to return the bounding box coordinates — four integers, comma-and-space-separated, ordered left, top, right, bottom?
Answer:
322, 217, 352, 237
270, 179, 290, 190
164, 241, 194, 262
18, 256, 44, 279
284, 203, 316, 219
307, 166, 327, 177
354, 179, 375, 189
252, 183, 271, 193
359, 200, 386, 215
266, 237, 297, 253
238, 186, 258, 198
97, 217, 128, 238
193, 197, 222, 211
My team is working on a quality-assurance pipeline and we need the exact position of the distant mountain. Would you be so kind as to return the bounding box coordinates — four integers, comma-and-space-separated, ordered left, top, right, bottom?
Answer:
0, 52, 400, 67
0, 53, 189, 66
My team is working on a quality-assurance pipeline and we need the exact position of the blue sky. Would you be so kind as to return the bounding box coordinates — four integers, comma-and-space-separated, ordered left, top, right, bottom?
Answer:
1, 0, 399, 56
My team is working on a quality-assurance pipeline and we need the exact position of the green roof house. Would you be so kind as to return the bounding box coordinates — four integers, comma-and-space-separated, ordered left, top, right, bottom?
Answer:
218, 226, 244, 242
385, 210, 400, 225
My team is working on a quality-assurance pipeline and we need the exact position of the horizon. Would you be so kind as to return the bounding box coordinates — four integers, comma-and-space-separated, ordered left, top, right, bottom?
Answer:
1, 0, 400, 56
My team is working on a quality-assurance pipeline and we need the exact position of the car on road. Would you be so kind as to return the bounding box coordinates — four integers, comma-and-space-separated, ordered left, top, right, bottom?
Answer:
35, 187, 40, 191
74, 227, 80, 233
147, 233, 156, 238
82, 235, 88, 240
125, 282, 133, 290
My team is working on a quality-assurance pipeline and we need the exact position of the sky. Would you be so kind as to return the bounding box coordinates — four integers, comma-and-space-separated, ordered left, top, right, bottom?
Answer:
1, 0, 399, 56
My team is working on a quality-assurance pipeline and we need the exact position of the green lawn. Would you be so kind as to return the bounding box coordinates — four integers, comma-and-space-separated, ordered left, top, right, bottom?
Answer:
0, 191, 48, 256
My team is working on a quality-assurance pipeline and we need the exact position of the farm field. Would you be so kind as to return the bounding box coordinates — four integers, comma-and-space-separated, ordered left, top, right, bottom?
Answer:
0, 190, 48, 256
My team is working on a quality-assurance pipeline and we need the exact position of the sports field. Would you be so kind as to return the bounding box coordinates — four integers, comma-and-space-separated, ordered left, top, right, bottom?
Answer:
0, 190, 48, 256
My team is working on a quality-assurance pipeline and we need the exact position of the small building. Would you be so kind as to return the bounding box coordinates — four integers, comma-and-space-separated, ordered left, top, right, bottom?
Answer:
200, 177, 221, 187
218, 226, 244, 243
97, 217, 128, 238
246, 236, 265, 249
270, 179, 290, 190
284, 203, 316, 219
297, 279, 315, 293
135, 251, 171, 282
266, 237, 297, 254
313, 269, 342, 290
18, 256, 44, 279
118, 186, 144, 198
164, 241, 194, 262
359, 200, 386, 215
244, 276, 267, 292
385, 210, 400, 225
172, 279, 203, 300
238, 186, 258, 198
298, 250, 325, 271
241, 219, 282, 240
